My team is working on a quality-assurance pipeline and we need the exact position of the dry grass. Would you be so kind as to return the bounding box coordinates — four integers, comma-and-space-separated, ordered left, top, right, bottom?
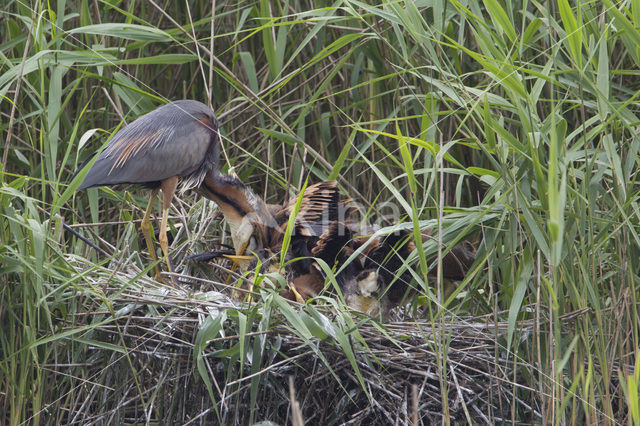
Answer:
43, 253, 589, 425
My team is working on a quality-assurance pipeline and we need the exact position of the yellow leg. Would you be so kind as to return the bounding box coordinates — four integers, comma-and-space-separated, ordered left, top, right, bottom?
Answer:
159, 177, 179, 285
225, 261, 238, 285
140, 188, 163, 281
157, 205, 173, 283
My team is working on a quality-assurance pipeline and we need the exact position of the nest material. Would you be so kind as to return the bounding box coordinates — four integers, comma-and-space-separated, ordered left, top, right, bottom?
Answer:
45, 261, 569, 425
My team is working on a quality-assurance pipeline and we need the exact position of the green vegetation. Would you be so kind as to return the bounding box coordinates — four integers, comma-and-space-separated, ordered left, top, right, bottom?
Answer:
1, 0, 639, 424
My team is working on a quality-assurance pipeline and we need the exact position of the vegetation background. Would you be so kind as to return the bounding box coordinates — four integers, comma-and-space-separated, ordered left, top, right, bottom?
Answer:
1, 0, 639, 424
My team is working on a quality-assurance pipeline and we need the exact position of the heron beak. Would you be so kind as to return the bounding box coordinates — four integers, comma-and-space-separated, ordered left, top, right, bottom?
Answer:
222, 254, 254, 262
232, 238, 251, 260
225, 240, 258, 301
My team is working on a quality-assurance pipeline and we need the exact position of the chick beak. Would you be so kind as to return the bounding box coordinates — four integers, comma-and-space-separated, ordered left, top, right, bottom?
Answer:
288, 284, 306, 304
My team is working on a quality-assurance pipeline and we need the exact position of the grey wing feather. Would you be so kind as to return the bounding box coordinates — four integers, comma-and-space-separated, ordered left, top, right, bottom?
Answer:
77, 100, 218, 190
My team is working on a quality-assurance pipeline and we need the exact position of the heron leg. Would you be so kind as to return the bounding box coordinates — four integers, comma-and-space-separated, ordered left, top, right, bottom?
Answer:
159, 176, 179, 284
141, 188, 163, 281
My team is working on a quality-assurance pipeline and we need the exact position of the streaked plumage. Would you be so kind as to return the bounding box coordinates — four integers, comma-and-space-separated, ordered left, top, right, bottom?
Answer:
325, 228, 476, 316
194, 177, 476, 317
73, 100, 220, 283
197, 174, 346, 299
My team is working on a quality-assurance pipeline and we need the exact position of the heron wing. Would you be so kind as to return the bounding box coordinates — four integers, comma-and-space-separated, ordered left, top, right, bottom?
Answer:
77, 101, 217, 189
274, 181, 353, 237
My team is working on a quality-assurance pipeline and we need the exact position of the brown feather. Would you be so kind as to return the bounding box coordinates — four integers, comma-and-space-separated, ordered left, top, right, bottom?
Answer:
108, 129, 163, 170
196, 176, 477, 317
280, 269, 325, 301
274, 181, 343, 233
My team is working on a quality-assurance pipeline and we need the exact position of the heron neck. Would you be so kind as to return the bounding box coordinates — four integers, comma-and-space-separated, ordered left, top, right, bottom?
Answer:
199, 172, 279, 232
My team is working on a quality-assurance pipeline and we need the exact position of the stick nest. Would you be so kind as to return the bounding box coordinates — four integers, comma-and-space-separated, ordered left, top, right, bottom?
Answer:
50, 259, 555, 425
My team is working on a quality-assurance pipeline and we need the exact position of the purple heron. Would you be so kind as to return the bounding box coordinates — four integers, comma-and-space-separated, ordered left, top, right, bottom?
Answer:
73, 100, 220, 283
194, 177, 476, 316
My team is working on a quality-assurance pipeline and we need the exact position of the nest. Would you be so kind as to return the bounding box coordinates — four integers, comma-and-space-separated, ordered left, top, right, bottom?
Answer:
45, 258, 574, 425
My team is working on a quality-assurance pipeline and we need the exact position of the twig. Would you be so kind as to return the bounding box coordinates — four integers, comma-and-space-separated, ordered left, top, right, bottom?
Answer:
289, 376, 305, 426
63, 223, 110, 257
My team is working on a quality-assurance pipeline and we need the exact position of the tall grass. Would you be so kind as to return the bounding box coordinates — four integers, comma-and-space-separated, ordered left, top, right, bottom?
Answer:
1, 0, 639, 423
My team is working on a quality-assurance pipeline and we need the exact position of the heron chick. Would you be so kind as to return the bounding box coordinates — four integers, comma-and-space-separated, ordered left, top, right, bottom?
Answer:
194, 177, 477, 317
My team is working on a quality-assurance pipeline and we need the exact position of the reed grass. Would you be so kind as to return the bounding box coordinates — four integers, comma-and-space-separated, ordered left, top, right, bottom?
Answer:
1, 0, 639, 424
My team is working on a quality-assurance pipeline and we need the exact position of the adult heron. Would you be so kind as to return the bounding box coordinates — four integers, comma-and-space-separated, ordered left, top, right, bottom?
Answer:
73, 100, 220, 283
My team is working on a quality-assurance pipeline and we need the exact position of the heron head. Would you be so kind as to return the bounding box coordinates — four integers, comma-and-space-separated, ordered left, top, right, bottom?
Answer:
199, 172, 278, 269
340, 269, 391, 318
